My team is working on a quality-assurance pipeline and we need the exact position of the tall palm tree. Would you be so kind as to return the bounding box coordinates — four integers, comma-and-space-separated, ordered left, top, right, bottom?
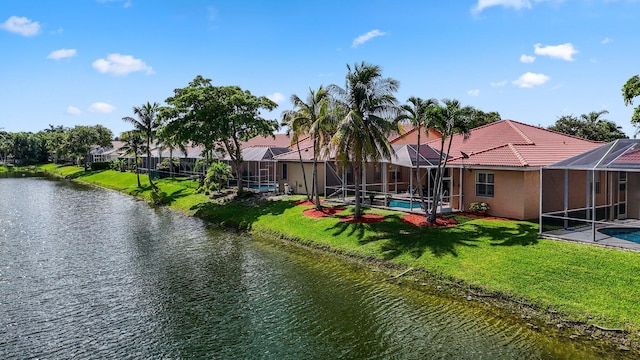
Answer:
120, 130, 145, 188
330, 62, 400, 218
427, 99, 473, 223
123, 101, 162, 189
281, 107, 312, 201
283, 86, 336, 209
398, 97, 438, 207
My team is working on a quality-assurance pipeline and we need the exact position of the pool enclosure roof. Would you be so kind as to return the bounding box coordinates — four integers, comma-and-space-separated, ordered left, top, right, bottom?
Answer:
545, 139, 640, 171
388, 144, 444, 168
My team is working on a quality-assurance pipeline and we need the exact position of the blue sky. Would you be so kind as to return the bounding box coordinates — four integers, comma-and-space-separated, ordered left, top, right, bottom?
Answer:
1, 0, 639, 137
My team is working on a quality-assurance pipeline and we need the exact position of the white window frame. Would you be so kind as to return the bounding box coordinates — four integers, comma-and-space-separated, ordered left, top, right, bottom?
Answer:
475, 171, 494, 198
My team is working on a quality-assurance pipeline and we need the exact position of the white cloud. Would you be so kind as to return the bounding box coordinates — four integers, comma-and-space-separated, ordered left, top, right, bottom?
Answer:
520, 54, 536, 63
352, 29, 387, 48
88, 102, 115, 113
1, 16, 41, 37
491, 80, 508, 87
97, 0, 132, 8
473, 0, 531, 13
467, 89, 481, 97
512, 72, 550, 88
601, 37, 612, 44
47, 48, 77, 60
534, 42, 578, 61
472, 0, 563, 13
267, 92, 285, 103
92, 54, 153, 75
66, 106, 82, 115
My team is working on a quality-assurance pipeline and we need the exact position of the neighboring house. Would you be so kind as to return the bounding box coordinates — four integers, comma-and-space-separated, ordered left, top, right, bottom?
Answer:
90, 141, 125, 163
541, 139, 640, 241
429, 120, 602, 220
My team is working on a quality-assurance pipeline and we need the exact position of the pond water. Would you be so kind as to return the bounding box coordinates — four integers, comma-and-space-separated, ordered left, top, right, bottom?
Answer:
0, 176, 626, 359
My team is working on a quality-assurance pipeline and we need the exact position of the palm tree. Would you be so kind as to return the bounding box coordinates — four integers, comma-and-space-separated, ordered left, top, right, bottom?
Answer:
427, 99, 473, 223
122, 102, 162, 190
120, 130, 145, 188
330, 62, 401, 218
282, 86, 336, 209
281, 108, 312, 201
157, 126, 187, 179
398, 97, 438, 208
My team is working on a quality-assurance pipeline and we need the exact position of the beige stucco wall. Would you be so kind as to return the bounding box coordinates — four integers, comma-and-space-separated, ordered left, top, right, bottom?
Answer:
459, 169, 535, 220
392, 128, 442, 145
542, 169, 610, 214
278, 161, 326, 195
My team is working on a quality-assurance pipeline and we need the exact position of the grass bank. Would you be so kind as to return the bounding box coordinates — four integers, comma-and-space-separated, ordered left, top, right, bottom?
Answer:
40, 164, 640, 349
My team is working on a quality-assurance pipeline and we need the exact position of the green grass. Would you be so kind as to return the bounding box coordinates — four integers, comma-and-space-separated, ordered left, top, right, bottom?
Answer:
37, 163, 640, 332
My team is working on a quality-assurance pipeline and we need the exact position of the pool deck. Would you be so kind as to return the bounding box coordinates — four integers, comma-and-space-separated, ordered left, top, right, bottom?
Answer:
543, 219, 640, 251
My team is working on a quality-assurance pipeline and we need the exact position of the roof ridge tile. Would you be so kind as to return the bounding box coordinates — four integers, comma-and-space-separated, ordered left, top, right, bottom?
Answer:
508, 143, 529, 166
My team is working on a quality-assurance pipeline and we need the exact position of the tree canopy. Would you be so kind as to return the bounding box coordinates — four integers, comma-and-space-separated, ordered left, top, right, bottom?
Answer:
330, 61, 400, 218
162, 75, 279, 192
622, 75, 640, 138
548, 110, 627, 142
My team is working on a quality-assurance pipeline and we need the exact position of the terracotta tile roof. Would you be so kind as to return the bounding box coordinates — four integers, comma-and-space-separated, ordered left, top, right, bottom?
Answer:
615, 148, 640, 164
241, 134, 293, 148
430, 119, 602, 167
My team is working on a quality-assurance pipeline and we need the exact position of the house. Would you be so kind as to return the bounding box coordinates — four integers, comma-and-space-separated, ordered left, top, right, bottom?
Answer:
428, 120, 602, 220
540, 139, 640, 242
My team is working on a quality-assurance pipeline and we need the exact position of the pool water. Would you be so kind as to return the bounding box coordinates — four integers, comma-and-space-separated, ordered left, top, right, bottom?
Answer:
598, 227, 640, 243
388, 200, 423, 210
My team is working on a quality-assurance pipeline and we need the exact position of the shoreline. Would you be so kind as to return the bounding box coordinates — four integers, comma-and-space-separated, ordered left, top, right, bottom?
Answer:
30, 166, 640, 356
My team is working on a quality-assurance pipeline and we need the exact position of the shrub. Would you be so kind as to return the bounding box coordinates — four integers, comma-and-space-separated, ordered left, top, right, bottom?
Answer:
469, 201, 490, 214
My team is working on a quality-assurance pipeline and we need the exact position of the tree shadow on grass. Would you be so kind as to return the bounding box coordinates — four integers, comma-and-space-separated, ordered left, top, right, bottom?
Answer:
327, 213, 480, 259
461, 222, 539, 247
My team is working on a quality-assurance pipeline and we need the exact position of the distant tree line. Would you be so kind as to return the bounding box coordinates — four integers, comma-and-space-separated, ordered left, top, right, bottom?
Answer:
547, 110, 627, 142
0, 124, 112, 166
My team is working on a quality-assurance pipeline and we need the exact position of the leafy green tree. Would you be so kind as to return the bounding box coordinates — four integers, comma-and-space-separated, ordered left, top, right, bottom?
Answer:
468, 109, 500, 129
282, 86, 336, 209
427, 99, 474, 223
622, 75, 640, 138
549, 110, 627, 142
123, 101, 163, 189
163, 76, 278, 193
42, 125, 68, 163
0, 130, 12, 164
119, 130, 145, 187
64, 125, 113, 170
330, 62, 401, 218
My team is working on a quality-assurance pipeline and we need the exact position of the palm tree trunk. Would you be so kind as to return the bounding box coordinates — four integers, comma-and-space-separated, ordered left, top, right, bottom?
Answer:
135, 155, 141, 187
428, 139, 447, 223
354, 161, 362, 218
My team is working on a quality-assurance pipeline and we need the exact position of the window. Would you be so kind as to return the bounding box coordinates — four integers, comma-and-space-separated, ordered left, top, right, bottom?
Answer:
475, 172, 494, 197
282, 163, 288, 180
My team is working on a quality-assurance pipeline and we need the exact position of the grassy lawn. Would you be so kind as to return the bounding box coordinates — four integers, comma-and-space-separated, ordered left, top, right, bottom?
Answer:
39, 164, 640, 332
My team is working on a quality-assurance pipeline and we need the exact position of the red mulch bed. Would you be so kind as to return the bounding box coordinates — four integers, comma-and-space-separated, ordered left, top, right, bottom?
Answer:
401, 214, 459, 227
302, 207, 344, 218
339, 214, 385, 224
293, 199, 325, 206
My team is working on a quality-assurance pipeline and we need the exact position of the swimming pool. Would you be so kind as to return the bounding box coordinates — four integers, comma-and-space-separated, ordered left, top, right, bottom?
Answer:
388, 200, 424, 210
598, 227, 640, 244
